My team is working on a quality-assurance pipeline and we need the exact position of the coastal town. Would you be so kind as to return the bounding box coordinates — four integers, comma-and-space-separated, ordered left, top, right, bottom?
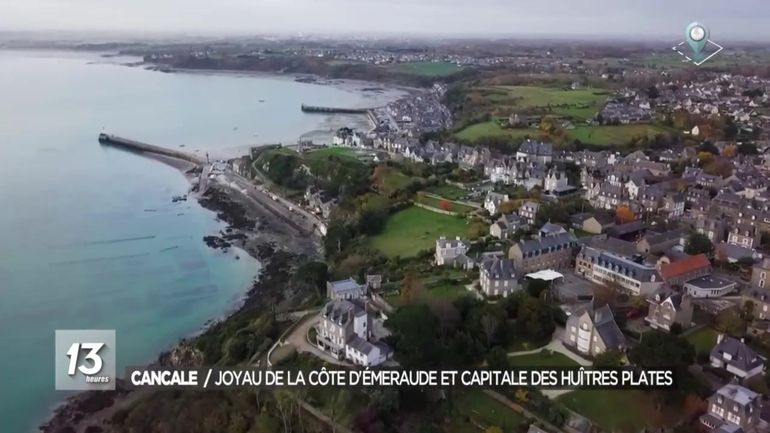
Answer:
32, 30, 770, 433
222, 55, 770, 433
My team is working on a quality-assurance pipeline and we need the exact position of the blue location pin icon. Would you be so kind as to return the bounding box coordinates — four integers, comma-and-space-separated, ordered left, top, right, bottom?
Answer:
686, 22, 709, 62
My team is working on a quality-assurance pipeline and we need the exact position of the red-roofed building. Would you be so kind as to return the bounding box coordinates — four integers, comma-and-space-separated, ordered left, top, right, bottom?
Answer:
659, 254, 712, 286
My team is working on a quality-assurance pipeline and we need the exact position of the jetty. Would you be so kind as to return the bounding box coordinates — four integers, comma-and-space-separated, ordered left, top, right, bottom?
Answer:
300, 104, 370, 114
98, 133, 205, 165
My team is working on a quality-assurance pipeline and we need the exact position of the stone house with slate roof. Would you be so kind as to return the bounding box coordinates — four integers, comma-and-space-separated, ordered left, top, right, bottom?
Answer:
575, 245, 663, 297
327, 278, 365, 300
509, 232, 577, 273
484, 191, 509, 215
490, 214, 526, 240
516, 139, 553, 164
645, 291, 694, 332
636, 228, 686, 255
315, 299, 392, 367
479, 257, 520, 298
700, 384, 763, 433
435, 236, 475, 269
564, 302, 625, 356
710, 335, 765, 379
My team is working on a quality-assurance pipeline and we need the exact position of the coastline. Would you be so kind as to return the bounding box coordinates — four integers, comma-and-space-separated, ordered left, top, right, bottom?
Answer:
39, 149, 320, 433
139, 63, 421, 99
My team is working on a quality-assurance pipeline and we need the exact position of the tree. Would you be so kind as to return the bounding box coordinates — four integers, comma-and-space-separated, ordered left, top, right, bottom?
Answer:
371, 164, 389, 190
722, 144, 737, 158
385, 304, 441, 368
685, 233, 714, 256
593, 350, 624, 367
485, 346, 510, 370
714, 309, 746, 337
697, 151, 715, 165
629, 331, 695, 368
517, 297, 555, 344
498, 200, 518, 215
400, 273, 425, 304
615, 206, 636, 224
526, 278, 549, 298
293, 261, 329, 299
738, 142, 759, 155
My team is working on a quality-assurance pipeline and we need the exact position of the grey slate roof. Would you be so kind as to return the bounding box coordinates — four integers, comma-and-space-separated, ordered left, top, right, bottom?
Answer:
570, 301, 626, 349
580, 236, 637, 258
710, 336, 764, 374
518, 232, 576, 255
592, 304, 626, 349
436, 237, 470, 249
643, 228, 685, 247
580, 246, 659, 282
321, 299, 366, 325
712, 383, 761, 407
328, 278, 362, 295
481, 257, 517, 281
540, 222, 566, 236
518, 139, 553, 156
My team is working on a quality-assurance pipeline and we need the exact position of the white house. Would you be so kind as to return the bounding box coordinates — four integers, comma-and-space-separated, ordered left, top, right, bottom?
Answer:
435, 236, 474, 269
484, 191, 509, 215
316, 299, 392, 367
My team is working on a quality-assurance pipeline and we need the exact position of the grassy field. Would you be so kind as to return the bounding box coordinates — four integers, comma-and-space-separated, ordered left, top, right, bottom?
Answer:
376, 166, 421, 195
558, 390, 650, 433
391, 279, 472, 305
507, 350, 578, 368
484, 85, 611, 121
685, 327, 719, 354
368, 206, 469, 257
454, 119, 540, 142
415, 192, 477, 214
444, 390, 526, 433
305, 146, 369, 163
392, 61, 463, 77
456, 120, 672, 146
567, 124, 673, 146
426, 183, 469, 201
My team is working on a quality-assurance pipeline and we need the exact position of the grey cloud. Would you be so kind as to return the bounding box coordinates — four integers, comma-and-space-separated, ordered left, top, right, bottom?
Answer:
0, 0, 768, 40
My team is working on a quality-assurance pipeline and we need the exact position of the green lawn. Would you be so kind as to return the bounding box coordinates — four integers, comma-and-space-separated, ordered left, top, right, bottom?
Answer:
378, 167, 420, 195
445, 390, 525, 433
416, 192, 477, 214
386, 269, 472, 307
368, 206, 469, 258
486, 85, 610, 121
392, 61, 463, 77
567, 124, 672, 146
426, 184, 468, 201
454, 120, 539, 142
386, 282, 471, 308
685, 327, 719, 354
558, 390, 650, 433
508, 350, 578, 368
305, 146, 367, 163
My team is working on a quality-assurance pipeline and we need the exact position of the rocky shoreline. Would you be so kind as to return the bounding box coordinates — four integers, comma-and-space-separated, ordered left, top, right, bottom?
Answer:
40, 158, 320, 433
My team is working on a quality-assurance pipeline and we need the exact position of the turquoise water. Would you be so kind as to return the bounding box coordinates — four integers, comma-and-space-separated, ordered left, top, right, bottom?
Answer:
0, 50, 392, 433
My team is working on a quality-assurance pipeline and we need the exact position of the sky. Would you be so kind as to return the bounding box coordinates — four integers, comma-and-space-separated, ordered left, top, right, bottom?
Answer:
1, 0, 769, 41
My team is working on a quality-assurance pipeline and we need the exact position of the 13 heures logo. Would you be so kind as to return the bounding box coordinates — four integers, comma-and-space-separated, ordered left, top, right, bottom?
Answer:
55, 330, 116, 391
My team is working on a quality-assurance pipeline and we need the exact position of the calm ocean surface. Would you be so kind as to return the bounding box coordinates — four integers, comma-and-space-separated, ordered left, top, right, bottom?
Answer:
0, 50, 399, 433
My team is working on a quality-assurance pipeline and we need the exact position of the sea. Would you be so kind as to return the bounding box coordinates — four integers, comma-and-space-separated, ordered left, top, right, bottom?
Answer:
0, 49, 405, 433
